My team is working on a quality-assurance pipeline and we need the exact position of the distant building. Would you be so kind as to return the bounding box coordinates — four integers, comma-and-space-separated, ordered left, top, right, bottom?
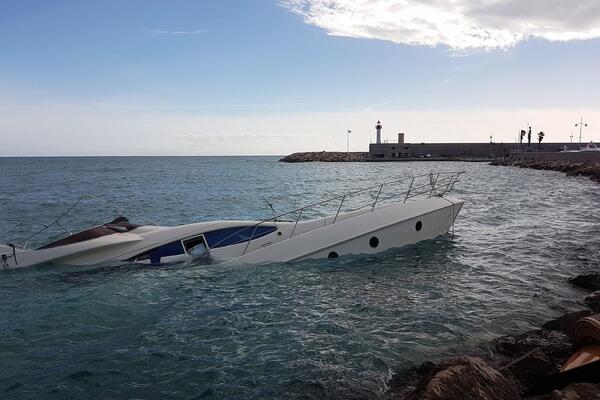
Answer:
368, 122, 572, 160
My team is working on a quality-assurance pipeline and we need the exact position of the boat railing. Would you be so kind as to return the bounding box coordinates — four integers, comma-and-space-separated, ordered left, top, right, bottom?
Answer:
8, 171, 463, 254
209, 171, 464, 256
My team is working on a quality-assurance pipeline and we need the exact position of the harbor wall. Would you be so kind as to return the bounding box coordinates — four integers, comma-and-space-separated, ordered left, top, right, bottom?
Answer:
368, 142, 573, 160
279, 143, 593, 163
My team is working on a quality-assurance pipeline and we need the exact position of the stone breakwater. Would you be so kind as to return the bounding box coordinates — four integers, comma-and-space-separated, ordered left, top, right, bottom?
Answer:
279, 152, 493, 162
279, 151, 368, 162
491, 159, 600, 183
387, 274, 600, 400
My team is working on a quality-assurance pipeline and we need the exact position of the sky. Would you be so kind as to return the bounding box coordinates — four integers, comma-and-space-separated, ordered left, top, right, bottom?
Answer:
1, 0, 600, 156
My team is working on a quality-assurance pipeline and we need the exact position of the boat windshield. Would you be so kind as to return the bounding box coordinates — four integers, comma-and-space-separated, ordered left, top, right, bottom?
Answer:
3, 195, 155, 250
37, 217, 141, 250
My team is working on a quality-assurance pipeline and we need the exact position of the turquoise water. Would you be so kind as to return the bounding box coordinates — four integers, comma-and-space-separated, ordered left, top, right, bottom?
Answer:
0, 157, 599, 399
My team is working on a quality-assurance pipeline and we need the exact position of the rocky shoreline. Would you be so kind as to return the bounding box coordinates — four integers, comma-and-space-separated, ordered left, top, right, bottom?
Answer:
387, 274, 600, 399
491, 159, 600, 183
279, 151, 369, 162
279, 152, 493, 162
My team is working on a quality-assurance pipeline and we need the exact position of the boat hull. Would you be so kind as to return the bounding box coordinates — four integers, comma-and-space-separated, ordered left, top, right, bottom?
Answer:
1, 196, 463, 269
223, 196, 463, 265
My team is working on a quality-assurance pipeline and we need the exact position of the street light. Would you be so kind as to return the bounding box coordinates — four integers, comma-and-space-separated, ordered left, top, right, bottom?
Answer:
347, 128, 351, 153
575, 116, 588, 144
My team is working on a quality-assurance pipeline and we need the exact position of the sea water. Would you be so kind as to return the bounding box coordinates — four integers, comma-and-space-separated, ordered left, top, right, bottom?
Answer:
0, 157, 599, 399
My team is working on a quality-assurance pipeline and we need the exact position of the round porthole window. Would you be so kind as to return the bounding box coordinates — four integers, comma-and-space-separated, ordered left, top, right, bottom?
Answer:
369, 236, 379, 248
415, 221, 423, 231
328, 251, 339, 258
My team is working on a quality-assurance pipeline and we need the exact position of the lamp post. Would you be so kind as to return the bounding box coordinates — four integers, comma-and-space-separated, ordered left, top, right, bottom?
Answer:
575, 116, 588, 144
347, 128, 351, 154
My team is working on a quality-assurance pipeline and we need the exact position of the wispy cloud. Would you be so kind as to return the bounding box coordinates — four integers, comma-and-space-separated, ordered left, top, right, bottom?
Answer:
281, 0, 600, 50
144, 29, 205, 35
363, 99, 395, 112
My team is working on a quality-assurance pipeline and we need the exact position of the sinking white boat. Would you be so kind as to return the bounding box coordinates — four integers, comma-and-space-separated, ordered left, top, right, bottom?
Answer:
0, 172, 464, 269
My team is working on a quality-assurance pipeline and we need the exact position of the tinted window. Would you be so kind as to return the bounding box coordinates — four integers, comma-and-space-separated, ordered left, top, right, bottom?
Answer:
183, 236, 210, 259
132, 240, 185, 264
204, 226, 277, 248
183, 236, 206, 252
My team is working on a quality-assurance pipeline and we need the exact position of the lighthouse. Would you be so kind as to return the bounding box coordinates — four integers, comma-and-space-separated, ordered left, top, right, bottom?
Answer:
375, 120, 382, 144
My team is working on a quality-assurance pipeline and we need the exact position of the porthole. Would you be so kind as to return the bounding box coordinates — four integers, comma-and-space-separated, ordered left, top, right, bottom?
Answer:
328, 251, 339, 258
415, 221, 423, 231
277, 231, 282, 236
369, 236, 379, 248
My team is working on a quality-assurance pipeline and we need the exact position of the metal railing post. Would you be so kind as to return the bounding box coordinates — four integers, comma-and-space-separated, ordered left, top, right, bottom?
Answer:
445, 172, 461, 195
404, 177, 414, 203
429, 172, 440, 197
332, 195, 345, 224
441, 174, 455, 196
242, 224, 259, 255
290, 209, 303, 238
371, 184, 384, 211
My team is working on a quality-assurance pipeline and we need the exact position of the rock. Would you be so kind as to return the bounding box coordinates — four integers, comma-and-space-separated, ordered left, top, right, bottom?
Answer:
585, 292, 600, 312
493, 329, 574, 360
389, 361, 438, 395
543, 310, 595, 337
530, 383, 600, 399
569, 274, 600, 292
500, 348, 559, 393
490, 160, 600, 185
391, 356, 520, 400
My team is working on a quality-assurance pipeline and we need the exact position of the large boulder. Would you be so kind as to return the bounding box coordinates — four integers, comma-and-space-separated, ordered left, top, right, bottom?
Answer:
585, 292, 600, 312
500, 348, 558, 393
543, 310, 595, 337
392, 356, 520, 400
530, 383, 600, 399
493, 329, 574, 360
569, 274, 600, 292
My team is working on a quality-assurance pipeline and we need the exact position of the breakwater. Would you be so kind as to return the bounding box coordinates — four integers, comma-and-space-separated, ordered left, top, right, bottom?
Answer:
279, 151, 493, 162
491, 159, 600, 183
279, 151, 368, 162
389, 273, 600, 400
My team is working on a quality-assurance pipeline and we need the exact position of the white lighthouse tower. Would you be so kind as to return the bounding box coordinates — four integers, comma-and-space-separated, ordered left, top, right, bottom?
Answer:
375, 120, 382, 144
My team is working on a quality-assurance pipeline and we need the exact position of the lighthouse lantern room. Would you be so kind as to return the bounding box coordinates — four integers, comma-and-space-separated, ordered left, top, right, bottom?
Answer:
375, 120, 382, 144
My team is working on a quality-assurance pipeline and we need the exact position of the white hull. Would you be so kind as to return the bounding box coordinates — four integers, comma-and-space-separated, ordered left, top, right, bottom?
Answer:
1, 172, 465, 270
225, 196, 462, 265
1, 197, 463, 270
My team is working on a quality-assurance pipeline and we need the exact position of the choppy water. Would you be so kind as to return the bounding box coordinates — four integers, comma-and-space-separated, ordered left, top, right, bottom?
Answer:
0, 157, 599, 399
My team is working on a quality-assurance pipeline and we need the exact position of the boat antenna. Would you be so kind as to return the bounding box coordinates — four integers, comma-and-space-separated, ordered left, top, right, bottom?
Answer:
263, 197, 277, 218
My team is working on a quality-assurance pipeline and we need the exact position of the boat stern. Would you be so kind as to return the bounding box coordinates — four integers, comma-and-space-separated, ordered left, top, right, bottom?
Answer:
0, 244, 25, 269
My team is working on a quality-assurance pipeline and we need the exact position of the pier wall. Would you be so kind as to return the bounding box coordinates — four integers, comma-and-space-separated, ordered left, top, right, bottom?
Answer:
369, 142, 572, 160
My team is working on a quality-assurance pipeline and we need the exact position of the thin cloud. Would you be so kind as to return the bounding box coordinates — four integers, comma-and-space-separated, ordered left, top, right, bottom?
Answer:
281, 0, 600, 50
145, 29, 205, 35
363, 99, 395, 112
